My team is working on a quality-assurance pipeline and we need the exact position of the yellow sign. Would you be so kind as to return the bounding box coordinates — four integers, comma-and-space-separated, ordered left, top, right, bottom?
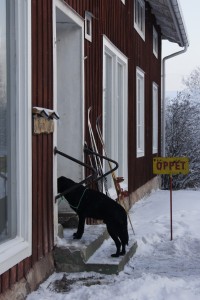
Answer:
153, 157, 189, 175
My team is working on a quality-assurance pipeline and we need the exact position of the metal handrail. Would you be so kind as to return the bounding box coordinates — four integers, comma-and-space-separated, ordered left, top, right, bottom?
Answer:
54, 147, 96, 173
83, 146, 119, 181
54, 146, 118, 201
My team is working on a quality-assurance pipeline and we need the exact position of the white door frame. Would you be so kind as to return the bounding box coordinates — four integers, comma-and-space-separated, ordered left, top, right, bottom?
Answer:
52, 0, 84, 240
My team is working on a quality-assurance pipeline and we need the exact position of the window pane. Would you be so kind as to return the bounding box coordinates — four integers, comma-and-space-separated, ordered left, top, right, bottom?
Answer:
136, 69, 145, 156
134, 0, 145, 39
135, 0, 138, 24
153, 84, 158, 152
86, 19, 90, 35
153, 27, 158, 57
139, 5, 142, 30
104, 53, 113, 187
0, 0, 8, 244
117, 63, 123, 176
0, 0, 16, 244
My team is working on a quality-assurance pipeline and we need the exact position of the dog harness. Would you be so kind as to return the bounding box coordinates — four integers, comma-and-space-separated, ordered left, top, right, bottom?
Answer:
61, 188, 88, 210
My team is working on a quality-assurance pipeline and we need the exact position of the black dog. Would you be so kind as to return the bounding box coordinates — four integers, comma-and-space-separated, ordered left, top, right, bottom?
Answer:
57, 176, 129, 257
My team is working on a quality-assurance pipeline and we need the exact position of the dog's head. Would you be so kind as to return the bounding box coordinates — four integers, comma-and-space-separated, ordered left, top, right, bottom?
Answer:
57, 176, 76, 193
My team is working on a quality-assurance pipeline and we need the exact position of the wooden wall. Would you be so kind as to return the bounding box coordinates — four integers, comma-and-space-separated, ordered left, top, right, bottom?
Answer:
31, 0, 54, 264
64, 0, 162, 191
0, 0, 54, 294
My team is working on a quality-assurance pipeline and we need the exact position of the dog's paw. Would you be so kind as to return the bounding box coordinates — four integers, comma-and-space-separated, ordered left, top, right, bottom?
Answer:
73, 232, 82, 239
111, 253, 120, 258
120, 251, 126, 256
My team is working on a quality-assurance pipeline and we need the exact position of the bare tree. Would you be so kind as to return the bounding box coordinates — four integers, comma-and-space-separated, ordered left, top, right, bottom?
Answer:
183, 67, 200, 104
162, 88, 200, 189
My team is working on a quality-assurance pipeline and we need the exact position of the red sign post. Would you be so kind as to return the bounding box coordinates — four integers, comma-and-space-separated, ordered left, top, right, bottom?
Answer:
153, 157, 189, 240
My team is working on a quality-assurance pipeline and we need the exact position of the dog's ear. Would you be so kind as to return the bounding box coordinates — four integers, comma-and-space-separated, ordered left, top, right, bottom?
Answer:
57, 176, 67, 193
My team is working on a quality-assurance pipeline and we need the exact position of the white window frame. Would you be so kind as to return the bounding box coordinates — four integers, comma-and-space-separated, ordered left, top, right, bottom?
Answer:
85, 11, 92, 42
153, 26, 158, 58
0, 0, 32, 275
103, 36, 128, 199
136, 67, 145, 158
152, 82, 158, 154
134, 0, 145, 40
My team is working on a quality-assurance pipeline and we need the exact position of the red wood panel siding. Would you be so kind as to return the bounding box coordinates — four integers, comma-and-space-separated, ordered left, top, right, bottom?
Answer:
0, 0, 54, 293
64, 0, 161, 191
31, 0, 54, 263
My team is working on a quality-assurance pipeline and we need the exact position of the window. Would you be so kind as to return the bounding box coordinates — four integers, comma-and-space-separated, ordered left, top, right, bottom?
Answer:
103, 36, 128, 198
0, 0, 32, 275
85, 11, 92, 42
153, 26, 158, 58
136, 67, 145, 157
152, 82, 158, 153
134, 0, 145, 40
0, 1, 10, 245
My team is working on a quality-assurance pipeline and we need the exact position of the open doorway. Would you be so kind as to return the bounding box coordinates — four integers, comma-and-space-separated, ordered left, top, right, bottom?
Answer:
53, 0, 84, 235
54, 1, 84, 182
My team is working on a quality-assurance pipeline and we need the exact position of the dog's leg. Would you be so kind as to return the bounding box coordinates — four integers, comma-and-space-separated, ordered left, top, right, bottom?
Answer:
118, 233, 127, 255
107, 225, 121, 257
120, 244, 126, 256
111, 236, 121, 258
73, 215, 85, 239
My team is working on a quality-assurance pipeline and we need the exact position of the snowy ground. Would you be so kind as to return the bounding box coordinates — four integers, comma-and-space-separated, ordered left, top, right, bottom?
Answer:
27, 189, 200, 300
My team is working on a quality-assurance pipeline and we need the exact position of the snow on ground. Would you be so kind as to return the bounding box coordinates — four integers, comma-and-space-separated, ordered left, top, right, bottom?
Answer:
27, 189, 200, 300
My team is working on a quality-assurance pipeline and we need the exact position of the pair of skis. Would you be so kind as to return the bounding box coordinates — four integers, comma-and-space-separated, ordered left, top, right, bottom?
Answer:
86, 107, 109, 194
86, 107, 135, 235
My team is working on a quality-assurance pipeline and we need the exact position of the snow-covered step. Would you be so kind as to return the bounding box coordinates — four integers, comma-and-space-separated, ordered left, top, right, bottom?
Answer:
54, 225, 137, 274
54, 225, 109, 272
86, 235, 137, 274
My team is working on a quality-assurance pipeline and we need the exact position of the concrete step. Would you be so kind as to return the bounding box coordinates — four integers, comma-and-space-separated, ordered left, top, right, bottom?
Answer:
54, 224, 137, 274
54, 225, 109, 272
85, 236, 137, 274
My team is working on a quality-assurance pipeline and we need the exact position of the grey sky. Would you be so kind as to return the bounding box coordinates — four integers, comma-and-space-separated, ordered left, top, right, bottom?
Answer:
162, 0, 200, 92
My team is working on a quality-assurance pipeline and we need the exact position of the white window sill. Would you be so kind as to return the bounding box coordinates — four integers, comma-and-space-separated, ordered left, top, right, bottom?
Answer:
137, 150, 145, 158
153, 50, 158, 58
153, 148, 158, 154
0, 237, 31, 275
134, 24, 145, 41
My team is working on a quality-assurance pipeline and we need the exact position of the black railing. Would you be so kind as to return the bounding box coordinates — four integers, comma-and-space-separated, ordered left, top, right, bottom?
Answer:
54, 146, 118, 201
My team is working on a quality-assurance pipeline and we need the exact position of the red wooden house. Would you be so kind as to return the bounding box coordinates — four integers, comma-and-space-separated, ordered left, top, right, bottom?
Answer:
0, 0, 188, 298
